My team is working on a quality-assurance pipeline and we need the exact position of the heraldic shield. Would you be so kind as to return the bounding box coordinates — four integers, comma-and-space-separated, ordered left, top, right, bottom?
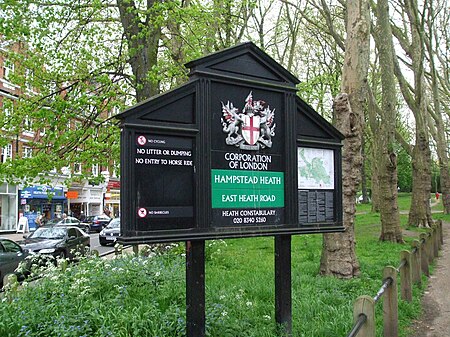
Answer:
242, 115, 260, 146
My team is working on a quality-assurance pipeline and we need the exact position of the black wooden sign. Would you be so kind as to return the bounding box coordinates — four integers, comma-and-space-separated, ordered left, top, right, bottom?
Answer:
117, 42, 344, 244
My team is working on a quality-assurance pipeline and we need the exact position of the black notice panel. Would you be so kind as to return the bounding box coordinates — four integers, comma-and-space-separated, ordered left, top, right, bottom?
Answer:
298, 190, 334, 224
117, 42, 344, 244
134, 133, 195, 231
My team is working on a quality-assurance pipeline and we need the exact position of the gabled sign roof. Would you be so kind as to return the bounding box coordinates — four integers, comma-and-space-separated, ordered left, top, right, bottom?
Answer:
296, 97, 344, 143
185, 42, 300, 88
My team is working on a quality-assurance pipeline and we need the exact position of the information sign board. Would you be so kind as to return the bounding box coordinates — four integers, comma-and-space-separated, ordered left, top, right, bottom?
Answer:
133, 133, 195, 231
117, 42, 344, 244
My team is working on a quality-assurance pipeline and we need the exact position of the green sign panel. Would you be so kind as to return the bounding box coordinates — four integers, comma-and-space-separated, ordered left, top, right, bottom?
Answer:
211, 169, 285, 208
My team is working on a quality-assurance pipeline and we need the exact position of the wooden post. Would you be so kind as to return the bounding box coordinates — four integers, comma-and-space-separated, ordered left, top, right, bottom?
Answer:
133, 244, 139, 256
436, 220, 443, 249
275, 235, 292, 336
411, 240, 422, 286
438, 219, 444, 246
3, 273, 17, 289
4, 273, 19, 303
186, 240, 205, 337
419, 233, 429, 277
432, 225, 439, 258
353, 296, 375, 337
426, 232, 433, 264
91, 249, 100, 257
114, 243, 123, 256
400, 251, 412, 302
58, 259, 69, 272
383, 266, 398, 337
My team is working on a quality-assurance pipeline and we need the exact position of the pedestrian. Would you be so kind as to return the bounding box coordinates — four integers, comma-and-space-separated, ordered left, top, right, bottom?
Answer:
79, 211, 86, 222
35, 213, 41, 229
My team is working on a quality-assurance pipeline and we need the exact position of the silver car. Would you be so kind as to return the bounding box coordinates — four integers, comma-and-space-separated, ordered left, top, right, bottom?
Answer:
99, 218, 120, 246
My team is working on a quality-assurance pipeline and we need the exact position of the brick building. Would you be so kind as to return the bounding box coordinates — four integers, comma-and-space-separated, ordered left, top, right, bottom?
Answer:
0, 41, 120, 232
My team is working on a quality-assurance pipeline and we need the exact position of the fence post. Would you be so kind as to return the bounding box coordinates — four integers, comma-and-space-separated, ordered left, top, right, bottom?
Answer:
400, 251, 412, 302
411, 240, 422, 286
432, 225, 439, 258
133, 244, 139, 256
427, 232, 433, 264
436, 220, 442, 249
3, 273, 17, 289
383, 266, 398, 337
115, 243, 123, 256
91, 249, 100, 257
3, 273, 19, 303
58, 259, 69, 272
353, 296, 375, 337
438, 219, 444, 247
419, 233, 429, 277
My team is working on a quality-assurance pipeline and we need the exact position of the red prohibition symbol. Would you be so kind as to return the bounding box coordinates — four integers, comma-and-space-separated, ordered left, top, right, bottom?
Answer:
137, 135, 147, 146
138, 207, 147, 218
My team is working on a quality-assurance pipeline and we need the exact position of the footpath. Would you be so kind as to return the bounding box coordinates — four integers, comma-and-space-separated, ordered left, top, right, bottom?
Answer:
409, 220, 450, 337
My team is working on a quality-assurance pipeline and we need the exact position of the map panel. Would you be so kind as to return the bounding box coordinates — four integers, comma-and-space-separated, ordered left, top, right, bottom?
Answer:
298, 147, 334, 189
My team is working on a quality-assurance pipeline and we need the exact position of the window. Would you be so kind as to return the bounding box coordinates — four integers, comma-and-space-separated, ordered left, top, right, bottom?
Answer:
22, 146, 32, 158
108, 106, 121, 119
67, 228, 78, 238
111, 161, 117, 178
1, 144, 12, 162
1, 239, 22, 253
2, 99, 13, 117
74, 163, 82, 174
3, 60, 14, 82
92, 164, 99, 177
25, 69, 33, 91
1, 99, 13, 131
23, 115, 33, 133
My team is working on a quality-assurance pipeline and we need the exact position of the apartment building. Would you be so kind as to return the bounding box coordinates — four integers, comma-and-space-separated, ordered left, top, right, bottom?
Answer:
0, 41, 120, 232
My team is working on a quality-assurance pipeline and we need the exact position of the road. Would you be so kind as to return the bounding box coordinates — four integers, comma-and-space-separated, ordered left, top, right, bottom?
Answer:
88, 232, 116, 255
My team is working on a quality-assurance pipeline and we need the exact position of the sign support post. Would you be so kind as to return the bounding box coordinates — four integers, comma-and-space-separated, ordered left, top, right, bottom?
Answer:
275, 235, 292, 336
186, 240, 206, 337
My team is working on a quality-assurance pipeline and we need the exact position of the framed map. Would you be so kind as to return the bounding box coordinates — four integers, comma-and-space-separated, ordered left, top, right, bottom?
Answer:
298, 147, 334, 189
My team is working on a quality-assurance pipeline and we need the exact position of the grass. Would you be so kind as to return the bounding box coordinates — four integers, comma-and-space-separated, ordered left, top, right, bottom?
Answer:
1, 193, 448, 336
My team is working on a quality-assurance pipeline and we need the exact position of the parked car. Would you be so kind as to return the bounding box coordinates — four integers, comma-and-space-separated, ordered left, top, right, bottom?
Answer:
99, 218, 120, 246
85, 215, 111, 233
21, 226, 90, 260
0, 238, 32, 288
45, 216, 90, 233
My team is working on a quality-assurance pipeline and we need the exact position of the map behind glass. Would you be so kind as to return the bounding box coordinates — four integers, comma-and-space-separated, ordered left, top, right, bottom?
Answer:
297, 148, 334, 189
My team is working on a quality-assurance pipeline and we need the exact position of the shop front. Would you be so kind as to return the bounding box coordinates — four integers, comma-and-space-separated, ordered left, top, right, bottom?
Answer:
105, 180, 120, 218
19, 185, 66, 231
67, 186, 103, 218
0, 183, 18, 232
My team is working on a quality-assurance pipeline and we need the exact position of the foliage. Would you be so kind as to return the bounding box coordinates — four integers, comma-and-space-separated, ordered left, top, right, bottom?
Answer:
0, 207, 433, 336
0, 0, 265, 185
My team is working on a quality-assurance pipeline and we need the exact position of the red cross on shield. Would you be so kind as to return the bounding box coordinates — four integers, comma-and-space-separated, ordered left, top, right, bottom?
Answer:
242, 115, 260, 145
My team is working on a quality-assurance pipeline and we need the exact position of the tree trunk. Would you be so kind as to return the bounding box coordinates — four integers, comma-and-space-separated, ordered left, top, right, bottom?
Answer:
408, 139, 433, 227
370, 134, 380, 213
117, 0, 161, 102
374, 0, 402, 242
361, 136, 370, 203
320, 0, 370, 278
424, 2, 450, 214
403, 0, 433, 228
320, 94, 360, 278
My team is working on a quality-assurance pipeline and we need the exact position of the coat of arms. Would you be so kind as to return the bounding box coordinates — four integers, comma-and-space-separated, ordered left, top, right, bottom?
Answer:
221, 91, 276, 150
